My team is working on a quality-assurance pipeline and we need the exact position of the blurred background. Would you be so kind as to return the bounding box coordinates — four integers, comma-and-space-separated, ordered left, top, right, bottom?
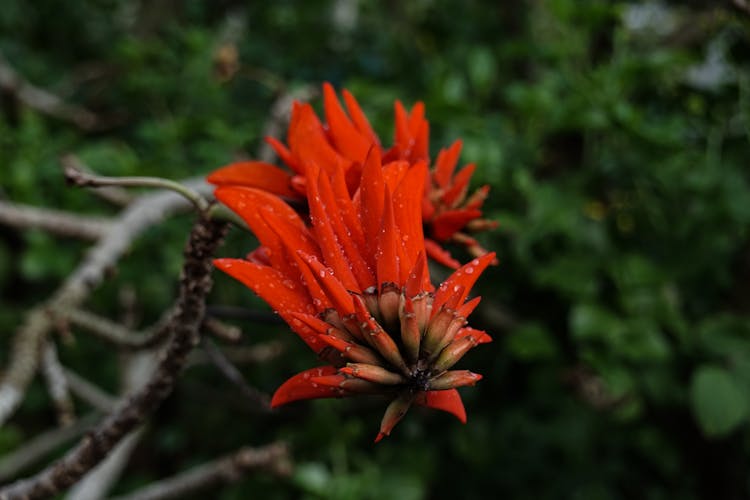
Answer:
1, 1, 750, 498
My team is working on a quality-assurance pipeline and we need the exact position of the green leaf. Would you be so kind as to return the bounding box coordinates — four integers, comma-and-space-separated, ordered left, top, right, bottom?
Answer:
690, 366, 748, 438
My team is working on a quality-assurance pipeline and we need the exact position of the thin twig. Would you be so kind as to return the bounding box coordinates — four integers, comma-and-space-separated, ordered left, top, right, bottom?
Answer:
206, 304, 285, 325
0, 200, 111, 240
0, 52, 99, 130
110, 442, 291, 500
40, 340, 75, 427
203, 317, 242, 343
0, 216, 228, 499
202, 339, 271, 412
60, 155, 133, 206
58, 308, 170, 351
63, 369, 118, 413
189, 342, 285, 366
63, 163, 210, 212
0, 413, 100, 483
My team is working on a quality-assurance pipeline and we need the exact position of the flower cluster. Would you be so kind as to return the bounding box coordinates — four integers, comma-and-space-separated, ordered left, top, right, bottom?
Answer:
211, 85, 495, 441
209, 83, 496, 268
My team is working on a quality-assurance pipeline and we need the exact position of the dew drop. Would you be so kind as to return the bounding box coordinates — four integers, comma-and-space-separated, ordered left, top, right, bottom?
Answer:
465, 267, 474, 274
319, 270, 326, 278
282, 279, 295, 289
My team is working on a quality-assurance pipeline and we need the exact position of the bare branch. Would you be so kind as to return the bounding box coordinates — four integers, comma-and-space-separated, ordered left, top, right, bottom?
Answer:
110, 442, 291, 500
0, 200, 111, 240
67, 353, 156, 500
0, 413, 100, 483
67, 428, 145, 500
0, 216, 228, 499
0, 52, 99, 130
0, 177, 210, 425
40, 341, 75, 427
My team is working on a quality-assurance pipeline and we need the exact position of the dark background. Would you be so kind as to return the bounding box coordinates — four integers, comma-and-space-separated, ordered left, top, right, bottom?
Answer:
2, 1, 750, 498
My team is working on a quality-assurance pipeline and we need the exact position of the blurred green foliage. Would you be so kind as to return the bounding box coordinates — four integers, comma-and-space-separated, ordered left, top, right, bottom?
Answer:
2, 1, 750, 498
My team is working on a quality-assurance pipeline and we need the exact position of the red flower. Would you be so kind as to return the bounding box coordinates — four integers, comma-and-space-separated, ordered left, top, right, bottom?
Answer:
208, 83, 496, 269
214, 148, 494, 442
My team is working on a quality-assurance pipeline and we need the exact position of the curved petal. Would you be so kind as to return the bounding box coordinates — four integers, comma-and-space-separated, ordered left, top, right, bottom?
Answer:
323, 82, 372, 163
433, 252, 496, 312
271, 366, 344, 407
433, 140, 463, 188
342, 89, 380, 148
213, 259, 322, 353
214, 259, 311, 313
393, 161, 428, 274
306, 165, 360, 292
207, 161, 299, 199
414, 389, 467, 423
376, 187, 401, 288
265, 136, 302, 174
431, 209, 483, 242
424, 238, 461, 269
441, 163, 476, 207
359, 147, 385, 269
215, 186, 307, 277
288, 102, 349, 174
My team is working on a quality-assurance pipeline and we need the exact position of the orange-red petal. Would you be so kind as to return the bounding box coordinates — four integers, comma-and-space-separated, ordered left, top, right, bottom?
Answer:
433, 252, 496, 312
433, 140, 463, 188
424, 238, 461, 269
271, 366, 344, 407
414, 389, 467, 423
323, 82, 372, 163
342, 89, 380, 147
375, 392, 415, 442
392, 161, 428, 272
306, 165, 360, 291
207, 161, 299, 199
376, 187, 401, 288
288, 102, 349, 174
441, 163, 476, 207
431, 209, 483, 242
